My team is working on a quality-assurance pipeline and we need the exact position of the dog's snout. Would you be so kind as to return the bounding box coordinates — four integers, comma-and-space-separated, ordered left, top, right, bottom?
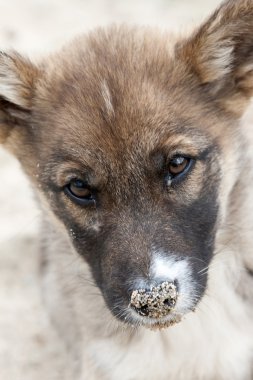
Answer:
130, 281, 178, 318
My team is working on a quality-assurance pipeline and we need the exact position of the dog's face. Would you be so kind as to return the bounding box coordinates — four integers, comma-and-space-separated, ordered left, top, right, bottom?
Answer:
1, 0, 253, 329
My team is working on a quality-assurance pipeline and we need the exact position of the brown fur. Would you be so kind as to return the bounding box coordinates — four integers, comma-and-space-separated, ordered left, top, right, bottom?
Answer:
1, 1, 253, 379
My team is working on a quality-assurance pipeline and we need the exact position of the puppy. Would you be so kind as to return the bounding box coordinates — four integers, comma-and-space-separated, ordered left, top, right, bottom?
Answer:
1, 0, 253, 378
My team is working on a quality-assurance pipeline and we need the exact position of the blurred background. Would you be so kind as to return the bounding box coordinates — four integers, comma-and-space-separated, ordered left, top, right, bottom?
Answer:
0, 1, 220, 379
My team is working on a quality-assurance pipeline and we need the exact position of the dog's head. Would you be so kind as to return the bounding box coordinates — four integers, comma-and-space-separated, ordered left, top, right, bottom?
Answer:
1, 0, 253, 329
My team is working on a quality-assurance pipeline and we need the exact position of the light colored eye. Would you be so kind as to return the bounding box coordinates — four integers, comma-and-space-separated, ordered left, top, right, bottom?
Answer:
65, 179, 96, 206
168, 156, 190, 176
69, 179, 92, 198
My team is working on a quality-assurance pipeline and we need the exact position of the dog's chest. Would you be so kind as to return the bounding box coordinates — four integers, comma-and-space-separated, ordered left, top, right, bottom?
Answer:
85, 300, 253, 380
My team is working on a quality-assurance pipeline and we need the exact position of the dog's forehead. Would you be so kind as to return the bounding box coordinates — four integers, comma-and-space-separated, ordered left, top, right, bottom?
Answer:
41, 83, 202, 168
35, 26, 226, 165
38, 27, 181, 129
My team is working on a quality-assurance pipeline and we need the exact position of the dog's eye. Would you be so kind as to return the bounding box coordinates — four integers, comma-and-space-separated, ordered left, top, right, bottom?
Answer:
166, 156, 193, 186
168, 156, 190, 176
65, 179, 95, 206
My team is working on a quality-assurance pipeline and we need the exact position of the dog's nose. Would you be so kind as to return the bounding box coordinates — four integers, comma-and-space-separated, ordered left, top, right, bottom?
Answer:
130, 281, 178, 318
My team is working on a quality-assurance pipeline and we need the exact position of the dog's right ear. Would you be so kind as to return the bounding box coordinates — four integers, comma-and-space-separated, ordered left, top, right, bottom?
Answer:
177, 0, 253, 117
0, 51, 40, 143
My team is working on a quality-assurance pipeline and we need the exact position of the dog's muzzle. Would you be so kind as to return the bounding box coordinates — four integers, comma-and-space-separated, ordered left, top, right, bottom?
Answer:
130, 281, 178, 318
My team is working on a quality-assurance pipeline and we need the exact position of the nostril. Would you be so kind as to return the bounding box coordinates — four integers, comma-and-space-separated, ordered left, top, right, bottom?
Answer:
130, 281, 178, 318
139, 305, 149, 316
163, 298, 176, 307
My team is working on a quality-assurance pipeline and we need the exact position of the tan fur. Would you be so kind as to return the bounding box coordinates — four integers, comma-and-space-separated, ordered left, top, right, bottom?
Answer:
1, 1, 253, 379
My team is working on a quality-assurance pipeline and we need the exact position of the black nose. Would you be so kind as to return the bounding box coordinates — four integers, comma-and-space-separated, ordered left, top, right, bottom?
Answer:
130, 281, 178, 318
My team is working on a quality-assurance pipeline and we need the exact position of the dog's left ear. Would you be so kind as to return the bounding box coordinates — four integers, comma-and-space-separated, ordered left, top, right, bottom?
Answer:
0, 51, 40, 142
177, 0, 253, 116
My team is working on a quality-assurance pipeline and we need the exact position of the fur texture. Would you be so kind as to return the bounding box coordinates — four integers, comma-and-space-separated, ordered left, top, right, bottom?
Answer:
1, 0, 253, 379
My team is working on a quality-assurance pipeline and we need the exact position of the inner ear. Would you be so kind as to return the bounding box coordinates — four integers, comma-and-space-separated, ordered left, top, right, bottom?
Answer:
176, 0, 253, 116
0, 51, 39, 108
0, 51, 40, 141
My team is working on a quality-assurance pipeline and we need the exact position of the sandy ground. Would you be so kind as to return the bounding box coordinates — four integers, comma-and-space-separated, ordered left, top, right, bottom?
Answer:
0, 1, 221, 379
